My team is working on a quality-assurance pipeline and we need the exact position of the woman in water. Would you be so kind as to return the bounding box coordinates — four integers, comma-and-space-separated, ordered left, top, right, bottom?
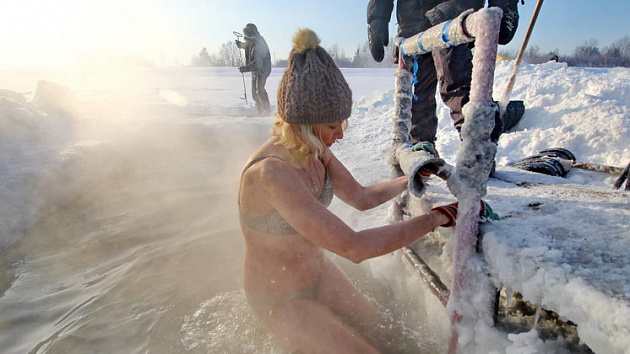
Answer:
239, 28, 473, 353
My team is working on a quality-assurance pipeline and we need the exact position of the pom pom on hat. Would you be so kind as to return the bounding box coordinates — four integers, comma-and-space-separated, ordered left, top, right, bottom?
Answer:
292, 28, 320, 54
277, 28, 352, 125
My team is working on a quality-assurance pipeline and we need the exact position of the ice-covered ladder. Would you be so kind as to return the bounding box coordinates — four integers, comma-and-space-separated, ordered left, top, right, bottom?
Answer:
387, 7, 503, 353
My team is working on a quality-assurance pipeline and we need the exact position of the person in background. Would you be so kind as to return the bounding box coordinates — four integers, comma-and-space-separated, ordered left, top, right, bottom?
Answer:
238, 28, 497, 353
367, 0, 520, 158
236, 23, 272, 115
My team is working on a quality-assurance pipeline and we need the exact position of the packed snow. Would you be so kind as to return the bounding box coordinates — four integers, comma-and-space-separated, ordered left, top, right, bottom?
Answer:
0, 60, 629, 353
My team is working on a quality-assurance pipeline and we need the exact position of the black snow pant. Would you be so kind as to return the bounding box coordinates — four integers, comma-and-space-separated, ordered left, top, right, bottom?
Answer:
252, 73, 270, 114
406, 44, 502, 143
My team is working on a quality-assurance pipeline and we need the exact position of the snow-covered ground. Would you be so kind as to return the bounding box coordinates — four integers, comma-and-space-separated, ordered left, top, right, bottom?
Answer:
0, 61, 628, 353
343, 62, 630, 354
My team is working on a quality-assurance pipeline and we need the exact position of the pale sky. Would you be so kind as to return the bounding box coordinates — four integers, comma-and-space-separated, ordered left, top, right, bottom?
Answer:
1, 0, 628, 68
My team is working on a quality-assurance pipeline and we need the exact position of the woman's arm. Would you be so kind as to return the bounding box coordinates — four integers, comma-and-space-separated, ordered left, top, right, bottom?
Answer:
260, 158, 449, 263
324, 150, 408, 211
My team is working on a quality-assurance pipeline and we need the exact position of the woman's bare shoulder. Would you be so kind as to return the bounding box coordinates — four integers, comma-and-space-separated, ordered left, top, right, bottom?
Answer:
320, 147, 336, 167
240, 150, 301, 213
242, 148, 298, 187
243, 155, 287, 178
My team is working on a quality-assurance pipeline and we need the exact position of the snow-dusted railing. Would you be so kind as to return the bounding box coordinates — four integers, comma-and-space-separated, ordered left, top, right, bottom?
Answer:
389, 7, 503, 353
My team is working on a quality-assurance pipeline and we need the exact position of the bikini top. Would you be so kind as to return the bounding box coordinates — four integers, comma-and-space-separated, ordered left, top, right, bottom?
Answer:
238, 155, 334, 235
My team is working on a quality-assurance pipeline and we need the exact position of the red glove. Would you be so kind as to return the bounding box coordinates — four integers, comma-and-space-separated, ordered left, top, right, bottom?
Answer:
431, 200, 499, 227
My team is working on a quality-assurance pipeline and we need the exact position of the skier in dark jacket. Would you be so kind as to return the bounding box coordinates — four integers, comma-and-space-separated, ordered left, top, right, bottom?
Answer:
367, 0, 520, 154
236, 23, 272, 114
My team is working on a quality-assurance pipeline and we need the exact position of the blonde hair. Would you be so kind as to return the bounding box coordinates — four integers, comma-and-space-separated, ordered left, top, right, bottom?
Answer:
272, 115, 347, 165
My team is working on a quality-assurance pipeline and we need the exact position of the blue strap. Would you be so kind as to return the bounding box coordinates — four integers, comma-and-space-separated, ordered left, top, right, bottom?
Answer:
399, 36, 423, 101
441, 20, 452, 45
399, 38, 407, 57
417, 33, 428, 54
412, 55, 419, 100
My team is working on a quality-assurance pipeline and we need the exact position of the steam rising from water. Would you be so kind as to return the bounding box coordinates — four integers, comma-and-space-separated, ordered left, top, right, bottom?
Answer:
0, 71, 272, 351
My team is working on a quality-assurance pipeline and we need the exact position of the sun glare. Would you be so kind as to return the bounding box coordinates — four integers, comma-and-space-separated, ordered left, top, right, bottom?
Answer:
1, 1, 192, 69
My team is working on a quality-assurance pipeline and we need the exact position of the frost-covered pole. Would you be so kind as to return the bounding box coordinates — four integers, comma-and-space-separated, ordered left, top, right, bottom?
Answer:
394, 9, 474, 57
446, 8, 502, 354
388, 60, 415, 222
390, 58, 456, 301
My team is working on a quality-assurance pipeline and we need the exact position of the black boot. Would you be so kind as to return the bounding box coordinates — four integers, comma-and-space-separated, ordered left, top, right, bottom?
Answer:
502, 100, 526, 132
510, 149, 576, 178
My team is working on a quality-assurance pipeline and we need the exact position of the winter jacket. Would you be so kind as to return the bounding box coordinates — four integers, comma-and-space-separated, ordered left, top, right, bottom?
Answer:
237, 35, 271, 78
367, 0, 484, 38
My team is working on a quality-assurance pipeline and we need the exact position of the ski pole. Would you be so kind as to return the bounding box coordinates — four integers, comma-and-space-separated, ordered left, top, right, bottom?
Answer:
233, 31, 248, 105
499, 0, 545, 113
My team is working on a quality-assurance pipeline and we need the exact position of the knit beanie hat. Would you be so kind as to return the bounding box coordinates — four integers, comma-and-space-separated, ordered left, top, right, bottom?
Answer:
277, 28, 352, 125
243, 23, 258, 38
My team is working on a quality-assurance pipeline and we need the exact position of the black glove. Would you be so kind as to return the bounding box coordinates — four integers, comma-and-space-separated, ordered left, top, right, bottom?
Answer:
425, 5, 448, 26
489, 0, 520, 45
238, 66, 247, 73
368, 20, 389, 62
235, 40, 243, 48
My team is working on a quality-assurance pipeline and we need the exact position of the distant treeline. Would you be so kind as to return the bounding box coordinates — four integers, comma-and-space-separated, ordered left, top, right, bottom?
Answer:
499, 37, 630, 68
192, 41, 394, 69
193, 36, 630, 68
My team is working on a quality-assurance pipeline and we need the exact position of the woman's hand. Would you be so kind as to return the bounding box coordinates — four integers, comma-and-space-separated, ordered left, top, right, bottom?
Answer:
430, 200, 500, 227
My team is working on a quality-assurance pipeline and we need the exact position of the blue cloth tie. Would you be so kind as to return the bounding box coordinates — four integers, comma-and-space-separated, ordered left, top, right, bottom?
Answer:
412, 55, 419, 100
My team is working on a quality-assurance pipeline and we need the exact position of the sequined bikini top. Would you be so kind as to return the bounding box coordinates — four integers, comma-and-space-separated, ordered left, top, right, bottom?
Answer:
238, 155, 333, 234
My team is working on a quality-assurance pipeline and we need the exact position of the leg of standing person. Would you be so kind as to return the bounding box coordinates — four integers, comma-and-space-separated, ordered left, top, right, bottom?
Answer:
407, 53, 439, 144
256, 74, 271, 114
251, 74, 262, 112
433, 44, 503, 142
434, 43, 501, 177
433, 44, 471, 138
